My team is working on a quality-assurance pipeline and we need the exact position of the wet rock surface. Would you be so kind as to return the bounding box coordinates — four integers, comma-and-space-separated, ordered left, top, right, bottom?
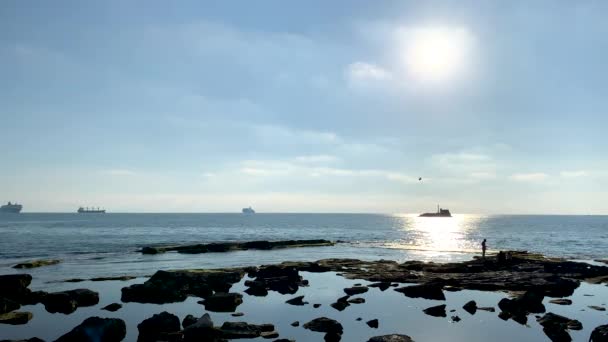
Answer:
121, 268, 245, 304
137, 311, 181, 342
43, 289, 99, 314
13, 259, 60, 269
0, 311, 32, 325
367, 334, 414, 342
141, 239, 334, 254
54, 316, 126, 342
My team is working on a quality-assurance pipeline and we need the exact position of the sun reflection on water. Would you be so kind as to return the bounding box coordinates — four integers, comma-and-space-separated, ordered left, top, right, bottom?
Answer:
387, 214, 484, 255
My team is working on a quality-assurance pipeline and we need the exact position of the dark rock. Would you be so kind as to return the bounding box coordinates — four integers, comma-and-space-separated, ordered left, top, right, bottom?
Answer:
331, 300, 349, 311
344, 286, 368, 295
395, 284, 445, 300
54, 317, 126, 342
261, 331, 279, 339
0, 274, 32, 303
367, 334, 414, 342
0, 338, 44, 342
43, 289, 99, 314
463, 300, 477, 315
0, 311, 32, 325
245, 265, 307, 295
590, 324, 608, 341
537, 312, 582, 342
368, 282, 391, 291
314, 303, 322, 308
182, 314, 197, 328
101, 303, 122, 312
137, 311, 181, 342
182, 314, 222, 342
121, 269, 245, 304
443, 286, 462, 292
497, 290, 545, 322
90, 276, 136, 282
348, 297, 365, 304
478, 307, 495, 312
549, 299, 572, 305
451, 315, 461, 322
0, 297, 20, 314
13, 259, 60, 269
423, 304, 446, 317
291, 321, 299, 327
356, 317, 362, 321
367, 319, 379, 328
231, 312, 244, 317
285, 295, 307, 306
324, 331, 342, 342
203, 292, 243, 312
304, 317, 343, 334
142, 239, 334, 254
219, 322, 275, 339
588, 305, 606, 311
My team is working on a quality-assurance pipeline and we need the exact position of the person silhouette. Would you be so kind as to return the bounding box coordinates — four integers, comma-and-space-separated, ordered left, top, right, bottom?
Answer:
481, 239, 487, 259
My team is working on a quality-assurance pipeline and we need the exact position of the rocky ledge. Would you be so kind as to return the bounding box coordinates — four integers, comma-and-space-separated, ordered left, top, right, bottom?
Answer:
12, 259, 61, 269
140, 239, 334, 254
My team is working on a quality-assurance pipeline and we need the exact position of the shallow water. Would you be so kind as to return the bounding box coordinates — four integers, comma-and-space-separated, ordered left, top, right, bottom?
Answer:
2, 272, 608, 341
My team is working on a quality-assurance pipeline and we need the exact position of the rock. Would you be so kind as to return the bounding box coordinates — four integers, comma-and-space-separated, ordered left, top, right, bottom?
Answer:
590, 324, 608, 341
54, 317, 126, 342
203, 292, 243, 312
285, 295, 307, 306
0, 274, 32, 303
369, 282, 391, 291
0, 311, 32, 325
43, 289, 99, 314
451, 316, 461, 322
463, 300, 477, 315
291, 321, 299, 327
122, 269, 245, 304
0, 297, 20, 314
394, 284, 445, 300
549, 299, 572, 305
423, 304, 446, 317
324, 331, 342, 342
314, 303, 322, 308
497, 290, 545, 322
90, 276, 136, 282
537, 312, 583, 342
367, 334, 414, 342
478, 307, 495, 312
331, 296, 350, 311
589, 305, 606, 311
101, 303, 122, 312
231, 312, 244, 317
443, 286, 462, 292
219, 322, 275, 339
303, 317, 343, 334
141, 239, 334, 254
245, 265, 307, 295
13, 259, 60, 269
344, 286, 368, 295
356, 317, 362, 321
0, 338, 44, 342
367, 319, 379, 328
182, 314, 197, 328
137, 311, 181, 342
182, 314, 221, 342
261, 331, 279, 339
348, 297, 365, 304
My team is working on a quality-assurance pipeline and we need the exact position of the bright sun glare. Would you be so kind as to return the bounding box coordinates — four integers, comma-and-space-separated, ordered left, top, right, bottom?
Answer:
402, 27, 474, 83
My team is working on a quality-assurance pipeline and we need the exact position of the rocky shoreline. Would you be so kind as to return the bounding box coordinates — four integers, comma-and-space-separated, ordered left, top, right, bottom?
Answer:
139, 239, 335, 254
2, 250, 608, 341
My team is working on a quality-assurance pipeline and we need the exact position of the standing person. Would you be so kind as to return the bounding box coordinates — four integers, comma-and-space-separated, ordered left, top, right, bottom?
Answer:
481, 239, 487, 259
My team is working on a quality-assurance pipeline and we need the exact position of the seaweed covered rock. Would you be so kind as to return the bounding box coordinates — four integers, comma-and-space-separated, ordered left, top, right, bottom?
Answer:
54, 317, 126, 342
137, 311, 181, 342
121, 269, 245, 304
0, 311, 32, 325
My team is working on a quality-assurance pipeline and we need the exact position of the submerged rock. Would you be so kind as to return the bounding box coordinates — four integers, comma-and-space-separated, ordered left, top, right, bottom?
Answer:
590, 324, 608, 341
463, 300, 477, 315
0, 311, 32, 325
54, 317, 126, 342
285, 295, 307, 306
367, 335, 414, 342
43, 289, 99, 314
137, 311, 180, 342
423, 304, 446, 318
303, 317, 343, 334
101, 303, 122, 312
202, 292, 243, 312
13, 259, 60, 269
394, 283, 445, 300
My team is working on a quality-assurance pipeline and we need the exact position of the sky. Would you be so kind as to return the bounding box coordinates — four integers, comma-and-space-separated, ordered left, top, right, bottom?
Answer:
1, 0, 607, 214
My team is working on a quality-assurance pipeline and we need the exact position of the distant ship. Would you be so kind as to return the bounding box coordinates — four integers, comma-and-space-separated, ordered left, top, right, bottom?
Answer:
242, 206, 255, 214
77, 207, 106, 214
0, 202, 22, 213
419, 205, 452, 217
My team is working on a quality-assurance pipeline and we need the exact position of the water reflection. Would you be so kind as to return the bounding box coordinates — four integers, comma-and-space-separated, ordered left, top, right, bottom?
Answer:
387, 214, 485, 255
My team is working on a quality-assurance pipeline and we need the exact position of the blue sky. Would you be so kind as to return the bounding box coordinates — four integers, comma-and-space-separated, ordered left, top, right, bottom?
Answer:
1, 0, 607, 213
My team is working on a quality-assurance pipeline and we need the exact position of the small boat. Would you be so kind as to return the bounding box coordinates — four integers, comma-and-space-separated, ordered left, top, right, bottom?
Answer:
242, 207, 255, 214
419, 205, 452, 217
77, 207, 106, 214
0, 202, 22, 213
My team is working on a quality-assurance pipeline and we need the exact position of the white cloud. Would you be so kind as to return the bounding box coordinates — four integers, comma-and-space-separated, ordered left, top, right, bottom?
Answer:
560, 170, 588, 178
346, 62, 392, 85
294, 155, 338, 163
100, 169, 136, 176
509, 173, 548, 182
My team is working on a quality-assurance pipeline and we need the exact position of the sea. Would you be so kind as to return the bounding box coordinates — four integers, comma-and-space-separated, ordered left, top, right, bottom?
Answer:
2, 213, 608, 341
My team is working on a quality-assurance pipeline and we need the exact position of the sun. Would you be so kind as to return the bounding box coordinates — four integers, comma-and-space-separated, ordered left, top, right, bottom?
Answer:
401, 27, 474, 83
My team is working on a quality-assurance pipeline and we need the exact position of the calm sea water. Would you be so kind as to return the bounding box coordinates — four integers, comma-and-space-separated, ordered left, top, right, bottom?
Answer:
1, 213, 607, 283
